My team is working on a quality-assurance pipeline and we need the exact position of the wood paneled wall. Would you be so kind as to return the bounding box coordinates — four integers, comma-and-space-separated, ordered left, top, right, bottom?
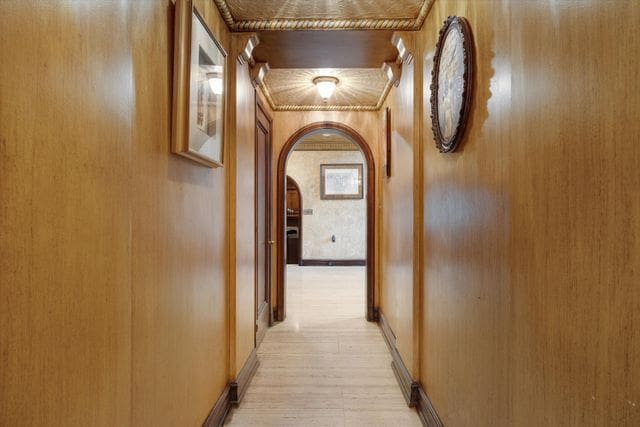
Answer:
417, 0, 640, 425
130, 1, 229, 425
230, 34, 258, 378
0, 3, 133, 425
379, 52, 422, 377
1, 1, 235, 425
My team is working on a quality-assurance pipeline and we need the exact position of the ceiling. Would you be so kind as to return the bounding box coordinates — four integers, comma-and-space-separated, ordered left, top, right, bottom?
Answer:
214, 0, 432, 31
215, 0, 432, 110
262, 68, 391, 111
294, 132, 359, 151
252, 31, 398, 69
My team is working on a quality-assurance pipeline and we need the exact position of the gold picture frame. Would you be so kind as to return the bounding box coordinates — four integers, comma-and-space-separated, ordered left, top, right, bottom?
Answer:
172, 0, 227, 167
320, 164, 364, 200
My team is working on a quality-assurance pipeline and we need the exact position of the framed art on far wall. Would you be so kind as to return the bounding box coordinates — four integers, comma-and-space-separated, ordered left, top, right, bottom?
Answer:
320, 164, 364, 200
172, 0, 227, 167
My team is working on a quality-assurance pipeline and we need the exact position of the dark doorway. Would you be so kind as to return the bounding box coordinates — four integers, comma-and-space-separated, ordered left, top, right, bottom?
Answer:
286, 176, 302, 265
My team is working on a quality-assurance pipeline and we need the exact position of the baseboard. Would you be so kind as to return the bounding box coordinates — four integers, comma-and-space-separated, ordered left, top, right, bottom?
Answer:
202, 385, 231, 427
299, 259, 366, 266
378, 312, 444, 427
416, 386, 444, 427
368, 306, 380, 322
230, 348, 259, 404
378, 312, 418, 406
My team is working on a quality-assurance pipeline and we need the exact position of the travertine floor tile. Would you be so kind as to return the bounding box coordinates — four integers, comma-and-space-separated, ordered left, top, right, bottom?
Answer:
225, 266, 421, 426
225, 409, 345, 427
344, 410, 423, 427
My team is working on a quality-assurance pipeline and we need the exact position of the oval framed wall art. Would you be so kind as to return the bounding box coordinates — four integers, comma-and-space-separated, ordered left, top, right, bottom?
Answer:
430, 16, 474, 153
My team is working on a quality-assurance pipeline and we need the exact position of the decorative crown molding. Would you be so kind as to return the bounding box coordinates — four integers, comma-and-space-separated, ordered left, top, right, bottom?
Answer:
382, 62, 402, 88
391, 33, 414, 65
294, 141, 360, 151
236, 33, 259, 66
214, 0, 435, 32
382, 33, 415, 88
250, 62, 270, 89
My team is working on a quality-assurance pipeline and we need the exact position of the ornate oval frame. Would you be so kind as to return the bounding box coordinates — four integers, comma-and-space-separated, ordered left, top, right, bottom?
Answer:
430, 16, 474, 153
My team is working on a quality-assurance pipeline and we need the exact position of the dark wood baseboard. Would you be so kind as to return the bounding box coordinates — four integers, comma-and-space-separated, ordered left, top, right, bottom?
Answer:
202, 385, 231, 427
378, 312, 443, 427
230, 348, 259, 404
416, 386, 444, 427
379, 312, 418, 406
299, 259, 366, 266
368, 306, 380, 322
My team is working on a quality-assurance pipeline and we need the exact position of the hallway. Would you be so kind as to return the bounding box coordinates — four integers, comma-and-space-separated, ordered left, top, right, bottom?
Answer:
225, 267, 421, 426
2, 1, 639, 426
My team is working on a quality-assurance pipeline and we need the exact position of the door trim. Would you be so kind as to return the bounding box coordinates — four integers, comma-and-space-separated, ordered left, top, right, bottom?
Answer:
255, 94, 273, 344
275, 121, 377, 322
286, 175, 303, 266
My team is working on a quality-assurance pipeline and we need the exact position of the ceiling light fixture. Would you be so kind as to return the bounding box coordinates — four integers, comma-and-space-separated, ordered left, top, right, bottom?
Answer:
313, 76, 339, 101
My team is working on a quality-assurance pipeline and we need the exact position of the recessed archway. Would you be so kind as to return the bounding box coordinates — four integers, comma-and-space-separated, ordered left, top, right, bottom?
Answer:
275, 121, 376, 322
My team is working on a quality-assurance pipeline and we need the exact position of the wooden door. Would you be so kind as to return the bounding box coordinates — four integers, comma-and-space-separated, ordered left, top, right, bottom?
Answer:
255, 98, 272, 346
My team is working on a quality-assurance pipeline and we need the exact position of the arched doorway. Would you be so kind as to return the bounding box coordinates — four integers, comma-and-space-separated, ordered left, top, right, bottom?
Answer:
276, 122, 376, 322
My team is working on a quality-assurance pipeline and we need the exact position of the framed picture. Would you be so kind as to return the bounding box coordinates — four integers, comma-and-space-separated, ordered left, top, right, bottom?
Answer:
320, 164, 363, 200
430, 16, 474, 153
385, 107, 391, 178
172, 0, 226, 167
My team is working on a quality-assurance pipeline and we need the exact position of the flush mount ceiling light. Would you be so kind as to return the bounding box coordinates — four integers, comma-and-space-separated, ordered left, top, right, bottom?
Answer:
313, 76, 339, 101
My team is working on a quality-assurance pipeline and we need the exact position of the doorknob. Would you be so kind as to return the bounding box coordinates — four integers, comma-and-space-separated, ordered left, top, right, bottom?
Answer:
267, 240, 275, 245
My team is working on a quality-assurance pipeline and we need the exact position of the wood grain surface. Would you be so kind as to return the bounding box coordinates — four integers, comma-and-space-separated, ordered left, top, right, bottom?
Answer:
1, 1, 233, 425
419, 1, 640, 425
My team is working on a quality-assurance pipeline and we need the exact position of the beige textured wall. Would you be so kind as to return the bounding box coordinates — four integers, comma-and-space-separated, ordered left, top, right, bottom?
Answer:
418, 0, 640, 425
0, 1, 232, 425
287, 150, 367, 260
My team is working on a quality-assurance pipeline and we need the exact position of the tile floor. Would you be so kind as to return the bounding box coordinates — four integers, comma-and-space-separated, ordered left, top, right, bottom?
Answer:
224, 266, 422, 427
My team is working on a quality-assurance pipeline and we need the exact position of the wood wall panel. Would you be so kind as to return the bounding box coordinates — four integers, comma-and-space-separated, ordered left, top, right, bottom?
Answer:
231, 35, 258, 377
1, 1, 234, 425
0, 2, 133, 425
419, 1, 640, 425
379, 58, 420, 377
129, 1, 230, 425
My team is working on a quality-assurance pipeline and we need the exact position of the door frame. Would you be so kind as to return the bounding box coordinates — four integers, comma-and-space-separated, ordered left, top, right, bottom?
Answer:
275, 121, 377, 322
255, 95, 273, 344
286, 175, 303, 266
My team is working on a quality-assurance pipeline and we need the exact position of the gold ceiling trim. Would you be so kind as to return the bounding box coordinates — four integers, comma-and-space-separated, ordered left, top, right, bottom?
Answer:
257, 78, 393, 112
214, 0, 434, 31
294, 142, 359, 151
